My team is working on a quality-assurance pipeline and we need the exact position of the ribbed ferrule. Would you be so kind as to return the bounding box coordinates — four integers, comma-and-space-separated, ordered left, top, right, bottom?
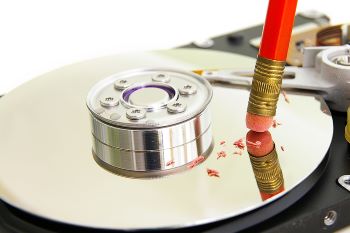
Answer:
247, 56, 285, 116
249, 145, 284, 194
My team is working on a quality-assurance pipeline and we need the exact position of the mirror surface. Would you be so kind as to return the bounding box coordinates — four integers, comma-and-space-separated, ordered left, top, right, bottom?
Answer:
0, 49, 333, 230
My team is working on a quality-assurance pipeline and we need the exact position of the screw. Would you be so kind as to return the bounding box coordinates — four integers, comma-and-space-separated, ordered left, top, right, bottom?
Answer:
324, 210, 337, 226
114, 79, 132, 90
193, 39, 214, 49
126, 108, 146, 120
344, 178, 350, 185
179, 84, 197, 95
167, 101, 186, 113
100, 96, 119, 107
338, 175, 350, 192
152, 73, 171, 83
333, 55, 350, 66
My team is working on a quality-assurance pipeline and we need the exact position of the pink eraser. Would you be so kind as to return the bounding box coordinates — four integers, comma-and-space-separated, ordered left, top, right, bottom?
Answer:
246, 130, 274, 157
246, 112, 273, 132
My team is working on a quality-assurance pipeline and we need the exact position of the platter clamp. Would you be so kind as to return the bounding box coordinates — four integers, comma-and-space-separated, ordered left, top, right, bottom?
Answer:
87, 68, 213, 178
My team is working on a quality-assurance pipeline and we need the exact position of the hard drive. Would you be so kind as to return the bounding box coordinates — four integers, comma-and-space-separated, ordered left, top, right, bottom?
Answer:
0, 13, 349, 233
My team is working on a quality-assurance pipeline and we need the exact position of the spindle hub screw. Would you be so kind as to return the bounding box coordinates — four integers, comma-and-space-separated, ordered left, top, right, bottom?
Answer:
179, 84, 197, 95
114, 79, 132, 90
126, 108, 146, 120
100, 96, 119, 107
167, 101, 186, 113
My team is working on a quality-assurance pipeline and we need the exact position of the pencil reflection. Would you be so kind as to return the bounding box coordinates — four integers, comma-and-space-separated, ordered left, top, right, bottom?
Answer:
246, 130, 284, 201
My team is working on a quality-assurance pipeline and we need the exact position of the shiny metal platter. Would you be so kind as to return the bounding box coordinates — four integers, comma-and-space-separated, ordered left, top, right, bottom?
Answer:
0, 49, 333, 230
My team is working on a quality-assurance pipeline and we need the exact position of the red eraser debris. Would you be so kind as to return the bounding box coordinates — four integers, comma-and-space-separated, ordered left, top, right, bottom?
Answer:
246, 130, 274, 157
246, 112, 273, 132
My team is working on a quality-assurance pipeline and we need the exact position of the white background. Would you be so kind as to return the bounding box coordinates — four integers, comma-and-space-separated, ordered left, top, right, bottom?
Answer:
0, 0, 348, 94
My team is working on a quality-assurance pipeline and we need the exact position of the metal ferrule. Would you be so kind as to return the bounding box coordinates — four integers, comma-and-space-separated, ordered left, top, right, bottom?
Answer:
247, 56, 285, 116
248, 145, 284, 194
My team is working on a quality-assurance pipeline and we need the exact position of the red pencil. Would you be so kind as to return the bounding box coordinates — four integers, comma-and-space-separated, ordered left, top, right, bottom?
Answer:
259, 0, 298, 60
246, 0, 298, 132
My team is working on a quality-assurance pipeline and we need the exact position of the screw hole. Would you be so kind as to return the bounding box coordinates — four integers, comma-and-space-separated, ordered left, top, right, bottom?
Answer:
120, 80, 127, 84
173, 103, 181, 107
105, 97, 114, 101
157, 74, 165, 78
324, 210, 337, 226
132, 109, 141, 114
184, 85, 192, 89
